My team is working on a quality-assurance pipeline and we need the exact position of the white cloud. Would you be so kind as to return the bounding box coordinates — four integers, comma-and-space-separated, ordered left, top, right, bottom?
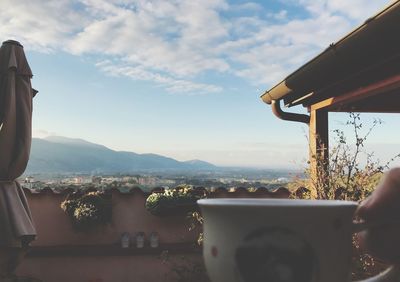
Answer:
0, 0, 86, 52
230, 2, 263, 12
0, 0, 393, 92
267, 10, 288, 21
296, 0, 391, 20
96, 60, 222, 93
223, 11, 352, 85
67, 0, 230, 92
32, 129, 57, 138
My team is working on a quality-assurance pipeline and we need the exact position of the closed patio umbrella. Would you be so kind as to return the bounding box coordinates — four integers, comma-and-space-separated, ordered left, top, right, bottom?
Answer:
0, 40, 36, 248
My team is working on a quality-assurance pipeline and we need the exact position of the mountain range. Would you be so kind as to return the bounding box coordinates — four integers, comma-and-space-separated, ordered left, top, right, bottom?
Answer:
26, 136, 216, 174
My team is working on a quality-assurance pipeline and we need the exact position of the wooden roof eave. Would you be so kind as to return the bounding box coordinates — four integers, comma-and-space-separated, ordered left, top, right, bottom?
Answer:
310, 74, 400, 113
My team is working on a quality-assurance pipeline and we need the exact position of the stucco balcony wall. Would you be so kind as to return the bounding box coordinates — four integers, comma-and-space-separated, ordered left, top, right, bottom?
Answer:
16, 187, 290, 282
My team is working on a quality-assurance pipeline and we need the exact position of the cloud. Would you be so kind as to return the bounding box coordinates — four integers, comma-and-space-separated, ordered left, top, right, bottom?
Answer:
230, 2, 264, 12
96, 60, 222, 94
219, 0, 389, 85
0, 0, 86, 52
295, 0, 391, 20
32, 129, 57, 138
229, 13, 353, 85
267, 10, 288, 21
0, 0, 393, 93
69, 0, 230, 76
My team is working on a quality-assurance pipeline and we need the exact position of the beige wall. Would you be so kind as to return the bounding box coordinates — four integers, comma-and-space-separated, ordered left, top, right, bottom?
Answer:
19, 255, 205, 282
26, 190, 198, 246
17, 188, 289, 282
18, 190, 202, 282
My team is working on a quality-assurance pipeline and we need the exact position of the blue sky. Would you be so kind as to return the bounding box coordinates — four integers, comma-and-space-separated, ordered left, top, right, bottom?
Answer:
2, 0, 399, 168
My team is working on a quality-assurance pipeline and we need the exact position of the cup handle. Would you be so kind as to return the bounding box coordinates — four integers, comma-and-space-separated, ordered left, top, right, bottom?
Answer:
355, 266, 400, 282
353, 221, 400, 282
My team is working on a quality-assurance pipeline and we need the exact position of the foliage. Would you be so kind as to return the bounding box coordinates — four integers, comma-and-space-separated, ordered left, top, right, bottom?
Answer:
61, 191, 112, 231
304, 113, 399, 201
187, 211, 204, 245
145, 185, 206, 216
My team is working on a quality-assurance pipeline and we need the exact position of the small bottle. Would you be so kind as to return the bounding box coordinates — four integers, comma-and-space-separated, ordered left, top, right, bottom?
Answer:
149, 232, 159, 248
136, 232, 145, 248
121, 232, 130, 248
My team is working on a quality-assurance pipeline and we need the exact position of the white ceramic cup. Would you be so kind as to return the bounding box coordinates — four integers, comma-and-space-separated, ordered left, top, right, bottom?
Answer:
198, 198, 399, 282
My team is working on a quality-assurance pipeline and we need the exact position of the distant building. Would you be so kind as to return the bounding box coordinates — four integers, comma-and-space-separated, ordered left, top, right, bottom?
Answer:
138, 177, 157, 186
24, 176, 35, 189
92, 176, 102, 185
73, 177, 92, 184
277, 177, 288, 183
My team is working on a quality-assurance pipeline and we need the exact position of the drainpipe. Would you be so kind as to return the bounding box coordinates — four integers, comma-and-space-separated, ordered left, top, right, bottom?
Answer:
271, 99, 310, 125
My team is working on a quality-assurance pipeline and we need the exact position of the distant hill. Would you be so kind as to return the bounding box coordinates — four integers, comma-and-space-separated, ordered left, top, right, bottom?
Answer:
26, 136, 216, 174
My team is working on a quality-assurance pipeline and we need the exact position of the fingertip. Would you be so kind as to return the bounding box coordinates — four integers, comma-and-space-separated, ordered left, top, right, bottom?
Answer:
355, 199, 370, 219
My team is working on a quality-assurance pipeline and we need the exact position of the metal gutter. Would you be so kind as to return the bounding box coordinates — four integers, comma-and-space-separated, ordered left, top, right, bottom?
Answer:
271, 100, 310, 125
260, 0, 400, 105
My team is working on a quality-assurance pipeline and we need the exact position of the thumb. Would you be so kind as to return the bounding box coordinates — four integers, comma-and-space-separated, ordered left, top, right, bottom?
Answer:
356, 168, 400, 221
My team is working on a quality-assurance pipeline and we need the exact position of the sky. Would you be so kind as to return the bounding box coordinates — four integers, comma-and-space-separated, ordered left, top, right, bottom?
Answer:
1, 0, 399, 169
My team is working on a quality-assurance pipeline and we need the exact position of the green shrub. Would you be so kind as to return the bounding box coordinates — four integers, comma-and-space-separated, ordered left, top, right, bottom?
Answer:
145, 185, 205, 216
61, 191, 112, 231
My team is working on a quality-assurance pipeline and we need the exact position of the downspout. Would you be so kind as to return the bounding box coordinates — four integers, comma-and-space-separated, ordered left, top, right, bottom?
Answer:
271, 99, 310, 125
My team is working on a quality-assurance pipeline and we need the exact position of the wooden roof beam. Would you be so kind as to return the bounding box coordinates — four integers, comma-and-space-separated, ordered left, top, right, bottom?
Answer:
310, 74, 400, 112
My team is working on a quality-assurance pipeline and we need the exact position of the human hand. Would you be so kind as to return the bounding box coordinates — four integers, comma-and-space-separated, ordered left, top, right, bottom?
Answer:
356, 168, 400, 263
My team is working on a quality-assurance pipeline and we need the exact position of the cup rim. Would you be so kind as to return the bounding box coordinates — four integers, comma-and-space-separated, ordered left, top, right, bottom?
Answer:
197, 198, 358, 207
